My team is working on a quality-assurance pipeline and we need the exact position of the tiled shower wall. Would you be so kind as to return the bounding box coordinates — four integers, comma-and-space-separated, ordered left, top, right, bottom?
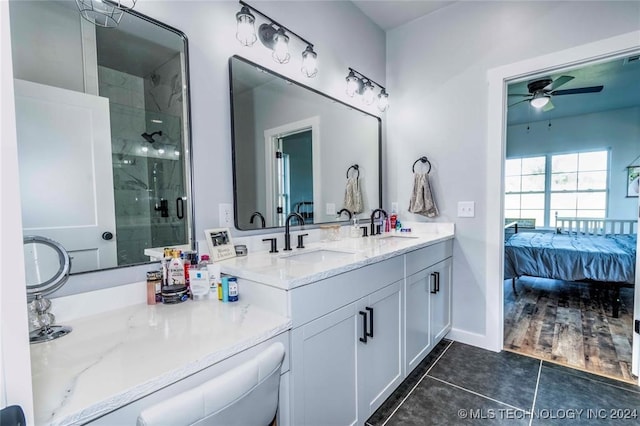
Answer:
98, 54, 187, 265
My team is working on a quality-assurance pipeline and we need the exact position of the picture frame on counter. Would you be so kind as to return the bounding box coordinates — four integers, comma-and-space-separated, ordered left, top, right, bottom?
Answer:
204, 228, 236, 261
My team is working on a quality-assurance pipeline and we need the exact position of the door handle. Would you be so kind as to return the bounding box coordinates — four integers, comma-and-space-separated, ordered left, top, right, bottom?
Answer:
176, 197, 184, 219
434, 271, 440, 293
102, 231, 114, 241
430, 273, 437, 294
366, 306, 374, 338
359, 311, 368, 343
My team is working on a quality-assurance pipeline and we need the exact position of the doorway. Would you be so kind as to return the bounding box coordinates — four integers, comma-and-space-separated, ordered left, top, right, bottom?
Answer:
485, 31, 640, 386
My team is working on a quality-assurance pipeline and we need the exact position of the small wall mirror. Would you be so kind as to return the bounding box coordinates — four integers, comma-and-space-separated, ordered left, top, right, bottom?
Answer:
229, 55, 382, 230
24, 236, 72, 343
9, 1, 194, 275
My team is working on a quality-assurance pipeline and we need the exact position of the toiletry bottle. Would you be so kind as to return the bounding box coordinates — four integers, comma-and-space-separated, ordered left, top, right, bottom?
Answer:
190, 268, 210, 299
221, 276, 229, 302
146, 271, 161, 305
168, 249, 185, 285
228, 277, 239, 302
350, 217, 360, 238
390, 212, 397, 231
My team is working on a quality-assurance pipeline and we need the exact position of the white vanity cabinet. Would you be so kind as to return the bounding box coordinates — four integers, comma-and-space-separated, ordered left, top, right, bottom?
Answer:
404, 240, 453, 374
288, 258, 404, 426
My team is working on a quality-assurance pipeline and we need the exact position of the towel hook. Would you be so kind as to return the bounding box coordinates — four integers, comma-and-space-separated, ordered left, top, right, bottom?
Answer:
412, 156, 432, 174
346, 164, 359, 179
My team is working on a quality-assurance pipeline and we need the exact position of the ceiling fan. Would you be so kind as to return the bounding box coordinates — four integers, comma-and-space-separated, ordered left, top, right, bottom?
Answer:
508, 75, 604, 111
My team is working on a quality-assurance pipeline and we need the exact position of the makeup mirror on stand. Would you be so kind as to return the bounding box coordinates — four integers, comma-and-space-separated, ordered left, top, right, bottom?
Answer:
24, 235, 72, 343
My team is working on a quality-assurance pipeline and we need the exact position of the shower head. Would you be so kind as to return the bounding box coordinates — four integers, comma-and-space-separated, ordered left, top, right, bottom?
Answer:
141, 131, 162, 143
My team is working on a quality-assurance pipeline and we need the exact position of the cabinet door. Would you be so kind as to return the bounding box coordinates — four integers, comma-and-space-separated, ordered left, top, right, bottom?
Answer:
430, 258, 452, 345
405, 268, 432, 374
358, 281, 403, 417
290, 303, 359, 426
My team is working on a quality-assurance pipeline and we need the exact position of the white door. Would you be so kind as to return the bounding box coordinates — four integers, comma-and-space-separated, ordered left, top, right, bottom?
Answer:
290, 303, 359, 426
358, 281, 403, 417
430, 258, 452, 345
633, 199, 640, 383
405, 268, 433, 373
14, 79, 117, 273
1, 2, 34, 421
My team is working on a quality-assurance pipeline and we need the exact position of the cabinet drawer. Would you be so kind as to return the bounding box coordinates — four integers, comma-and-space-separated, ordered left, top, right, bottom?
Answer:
405, 239, 453, 277
290, 256, 403, 327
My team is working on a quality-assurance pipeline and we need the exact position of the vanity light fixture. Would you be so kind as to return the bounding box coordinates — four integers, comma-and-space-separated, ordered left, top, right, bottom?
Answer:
345, 68, 389, 112
75, 0, 137, 28
235, 1, 318, 77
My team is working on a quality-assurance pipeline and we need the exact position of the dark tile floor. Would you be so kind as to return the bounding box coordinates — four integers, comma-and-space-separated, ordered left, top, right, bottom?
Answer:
367, 339, 640, 425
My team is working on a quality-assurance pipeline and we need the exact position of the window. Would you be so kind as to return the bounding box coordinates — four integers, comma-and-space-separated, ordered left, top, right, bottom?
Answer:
505, 150, 608, 227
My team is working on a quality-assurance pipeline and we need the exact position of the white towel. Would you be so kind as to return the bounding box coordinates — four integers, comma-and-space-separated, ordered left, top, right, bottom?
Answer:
408, 172, 439, 218
343, 176, 363, 214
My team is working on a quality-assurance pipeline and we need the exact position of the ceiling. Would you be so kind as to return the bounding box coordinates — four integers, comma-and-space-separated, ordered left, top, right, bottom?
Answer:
348, 1, 640, 126
507, 55, 640, 126
352, 0, 454, 31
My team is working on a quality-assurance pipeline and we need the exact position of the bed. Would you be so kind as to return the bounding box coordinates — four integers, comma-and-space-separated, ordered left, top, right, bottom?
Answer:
504, 216, 637, 317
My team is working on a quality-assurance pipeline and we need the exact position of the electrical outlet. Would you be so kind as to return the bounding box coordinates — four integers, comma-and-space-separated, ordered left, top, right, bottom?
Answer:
326, 203, 336, 215
457, 201, 475, 218
391, 202, 399, 213
219, 203, 233, 228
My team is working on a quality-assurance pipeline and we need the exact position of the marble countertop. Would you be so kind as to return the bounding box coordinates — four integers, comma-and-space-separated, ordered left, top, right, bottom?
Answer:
30, 299, 291, 426
219, 222, 454, 289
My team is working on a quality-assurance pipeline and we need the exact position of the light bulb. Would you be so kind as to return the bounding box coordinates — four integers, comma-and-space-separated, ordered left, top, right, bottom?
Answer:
377, 89, 389, 112
141, 146, 148, 153
301, 45, 318, 78
362, 80, 375, 105
236, 6, 256, 46
158, 148, 165, 155
272, 28, 290, 64
530, 93, 550, 108
346, 71, 359, 97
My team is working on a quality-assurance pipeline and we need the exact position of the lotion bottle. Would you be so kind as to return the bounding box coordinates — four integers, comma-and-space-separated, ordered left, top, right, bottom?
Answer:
168, 249, 185, 285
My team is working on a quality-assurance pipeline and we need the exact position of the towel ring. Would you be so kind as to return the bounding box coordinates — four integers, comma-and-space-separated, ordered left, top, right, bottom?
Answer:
412, 156, 432, 174
346, 164, 359, 179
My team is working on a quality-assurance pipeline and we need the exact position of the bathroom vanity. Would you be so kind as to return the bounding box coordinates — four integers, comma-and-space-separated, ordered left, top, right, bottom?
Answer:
29, 223, 453, 425
221, 222, 454, 425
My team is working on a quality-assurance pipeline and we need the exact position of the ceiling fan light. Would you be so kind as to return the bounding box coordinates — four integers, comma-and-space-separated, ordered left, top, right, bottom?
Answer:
236, 6, 257, 46
530, 93, 550, 109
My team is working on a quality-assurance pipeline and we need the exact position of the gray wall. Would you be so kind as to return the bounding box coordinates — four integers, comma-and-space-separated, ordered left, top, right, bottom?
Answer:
386, 1, 640, 344
134, 0, 387, 240
507, 107, 640, 220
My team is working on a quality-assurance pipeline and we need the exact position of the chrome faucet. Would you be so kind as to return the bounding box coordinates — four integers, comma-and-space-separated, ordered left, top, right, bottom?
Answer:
337, 208, 352, 220
370, 208, 388, 236
284, 212, 305, 251
250, 211, 266, 228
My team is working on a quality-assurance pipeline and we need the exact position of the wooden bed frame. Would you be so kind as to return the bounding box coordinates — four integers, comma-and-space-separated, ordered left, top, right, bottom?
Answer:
505, 214, 637, 317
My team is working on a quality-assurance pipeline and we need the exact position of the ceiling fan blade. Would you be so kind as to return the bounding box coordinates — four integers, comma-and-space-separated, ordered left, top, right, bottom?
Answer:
552, 85, 603, 96
542, 99, 555, 112
508, 99, 530, 108
508, 93, 532, 97
544, 75, 574, 91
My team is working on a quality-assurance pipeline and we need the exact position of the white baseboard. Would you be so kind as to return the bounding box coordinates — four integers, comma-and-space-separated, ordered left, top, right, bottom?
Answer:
447, 327, 499, 352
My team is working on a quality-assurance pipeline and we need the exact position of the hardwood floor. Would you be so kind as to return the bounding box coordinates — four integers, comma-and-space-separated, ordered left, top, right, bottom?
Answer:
504, 276, 637, 384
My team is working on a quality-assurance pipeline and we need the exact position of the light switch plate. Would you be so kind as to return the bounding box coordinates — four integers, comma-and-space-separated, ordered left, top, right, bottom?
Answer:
457, 201, 475, 218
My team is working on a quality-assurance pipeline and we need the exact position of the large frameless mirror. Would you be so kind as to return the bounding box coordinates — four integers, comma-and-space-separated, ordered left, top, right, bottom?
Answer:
9, 0, 194, 274
229, 55, 382, 230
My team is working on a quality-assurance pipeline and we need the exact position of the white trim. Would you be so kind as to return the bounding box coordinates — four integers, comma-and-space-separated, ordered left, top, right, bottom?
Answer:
445, 328, 494, 351
264, 116, 321, 226
486, 31, 640, 360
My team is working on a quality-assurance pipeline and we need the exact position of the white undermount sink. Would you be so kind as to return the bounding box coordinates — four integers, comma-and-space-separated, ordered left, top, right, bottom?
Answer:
280, 248, 355, 262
